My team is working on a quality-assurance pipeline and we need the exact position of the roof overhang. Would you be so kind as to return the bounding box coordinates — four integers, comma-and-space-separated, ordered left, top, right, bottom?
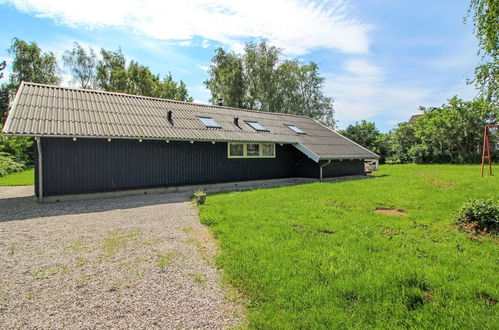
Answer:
294, 144, 380, 163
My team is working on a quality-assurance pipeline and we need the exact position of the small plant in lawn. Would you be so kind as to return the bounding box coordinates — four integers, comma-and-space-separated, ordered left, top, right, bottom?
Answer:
456, 198, 499, 233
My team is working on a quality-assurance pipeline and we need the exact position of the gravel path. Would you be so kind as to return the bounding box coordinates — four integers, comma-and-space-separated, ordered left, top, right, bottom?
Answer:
0, 188, 243, 329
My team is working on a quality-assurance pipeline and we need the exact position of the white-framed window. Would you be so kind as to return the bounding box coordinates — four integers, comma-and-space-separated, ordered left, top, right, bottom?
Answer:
228, 142, 276, 158
246, 121, 269, 132
198, 116, 222, 128
285, 124, 306, 134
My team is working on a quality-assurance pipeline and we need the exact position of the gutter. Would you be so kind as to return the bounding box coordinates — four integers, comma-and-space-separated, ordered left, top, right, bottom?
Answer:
36, 137, 43, 203
319, 159, 332, 182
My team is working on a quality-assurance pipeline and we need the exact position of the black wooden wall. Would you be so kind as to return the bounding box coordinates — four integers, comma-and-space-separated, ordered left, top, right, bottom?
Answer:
35, 138, 364, 196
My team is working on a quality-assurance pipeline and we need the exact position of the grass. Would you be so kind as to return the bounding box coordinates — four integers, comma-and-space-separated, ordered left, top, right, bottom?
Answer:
156, 252, 175, 270
0, 167, 34, 186
198, 164, 499, 329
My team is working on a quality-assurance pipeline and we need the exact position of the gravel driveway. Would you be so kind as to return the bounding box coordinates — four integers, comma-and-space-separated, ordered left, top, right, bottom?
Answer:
0, 187, 243, 329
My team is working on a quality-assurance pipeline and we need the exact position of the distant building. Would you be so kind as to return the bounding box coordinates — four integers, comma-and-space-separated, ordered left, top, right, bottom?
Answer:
408, 114, 423, 124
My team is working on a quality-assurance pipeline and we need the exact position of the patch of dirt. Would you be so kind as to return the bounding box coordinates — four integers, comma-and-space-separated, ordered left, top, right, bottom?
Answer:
476, 293, 498, 304
417, 173, 455, 188
289, 223, 334, 235
458, 222, 497, 237
375, 208, 407, 216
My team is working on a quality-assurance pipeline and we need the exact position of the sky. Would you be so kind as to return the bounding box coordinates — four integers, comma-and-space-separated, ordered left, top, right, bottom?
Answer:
0, 0, 480, 132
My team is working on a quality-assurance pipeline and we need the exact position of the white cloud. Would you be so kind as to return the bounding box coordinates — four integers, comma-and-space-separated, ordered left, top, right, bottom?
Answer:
197, 65, 209, 72
3, 0, 370, 55
192, 99, 210, 105
325, 59, 476, 130
201, 39, 210, 48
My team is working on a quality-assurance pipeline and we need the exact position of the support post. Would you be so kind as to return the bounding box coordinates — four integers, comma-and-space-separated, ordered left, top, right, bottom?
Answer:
36, 137, 43, 203
481, 124, 499, 177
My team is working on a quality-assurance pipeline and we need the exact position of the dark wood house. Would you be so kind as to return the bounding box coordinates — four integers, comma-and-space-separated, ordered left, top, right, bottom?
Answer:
2, 82, 379, 201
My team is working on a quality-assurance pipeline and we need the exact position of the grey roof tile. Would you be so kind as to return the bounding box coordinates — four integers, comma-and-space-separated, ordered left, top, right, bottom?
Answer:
2, 82, 379, 160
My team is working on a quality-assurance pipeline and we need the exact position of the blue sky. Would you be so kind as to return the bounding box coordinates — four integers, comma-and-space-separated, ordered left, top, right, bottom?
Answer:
0, 0, 479, 131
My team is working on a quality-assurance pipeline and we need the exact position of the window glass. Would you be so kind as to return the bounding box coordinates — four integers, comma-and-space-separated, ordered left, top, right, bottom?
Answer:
262, 144, 275, 157
229, 143, 244, 157
198, 117, 221, 128
286, 125, 305, 134
246, 121, 268, 131
246, 143, 260, 156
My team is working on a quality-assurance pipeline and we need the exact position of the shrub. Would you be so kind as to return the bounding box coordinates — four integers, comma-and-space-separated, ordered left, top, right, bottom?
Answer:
0, 134, 34, 164
456, 198, 499, 233
0, 152, 25, 177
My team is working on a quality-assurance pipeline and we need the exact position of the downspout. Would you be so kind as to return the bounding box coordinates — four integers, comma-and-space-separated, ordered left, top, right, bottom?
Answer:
319, 159, 332, 182
36, 137, 43, 203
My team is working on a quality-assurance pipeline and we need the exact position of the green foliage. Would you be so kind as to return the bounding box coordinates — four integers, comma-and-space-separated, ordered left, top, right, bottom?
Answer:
339, 120, 387, 160
95, 48, 193, 101
466, 0, 499, 104
205, 40, 336, 128
198, 164, 499, 328
0, 152, 25, 177
0, 60, 5, 79
7, 38, 61, 90
0, 133, 34, 164
1, 38, 61, 126
456, 198, 499, 232
387, 97, 498, 163
62, 42, 97, 88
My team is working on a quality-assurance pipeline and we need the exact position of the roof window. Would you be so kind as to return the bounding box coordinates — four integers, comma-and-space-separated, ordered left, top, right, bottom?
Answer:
246, 121, 269, 132
286, 124, 306, 134
198, 116, 221, 128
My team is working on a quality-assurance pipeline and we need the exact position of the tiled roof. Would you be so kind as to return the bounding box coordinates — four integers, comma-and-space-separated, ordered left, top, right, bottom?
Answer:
2, 82, 379, 161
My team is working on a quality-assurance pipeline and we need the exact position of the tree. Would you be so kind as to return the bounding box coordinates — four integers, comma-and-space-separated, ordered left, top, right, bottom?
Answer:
3, 39, 60, 121
0, 60, 6, 79
95, 48, 128, 93
466, 0, 499, 104
95, 48, 192, 102
7, 38, 60, 91
204, 48, 245, 108
387, 97, 498, 163
1, 39, 61, 164
204, 40, 336, 128
63, 42, 97, 88
338, 121, 389, 161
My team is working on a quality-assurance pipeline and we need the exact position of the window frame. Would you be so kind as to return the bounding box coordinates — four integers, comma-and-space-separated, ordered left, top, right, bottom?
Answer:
198, 116, 222, 128
285, 124, 306, 134
245, 121, 269, 132
227, 142, 276, 158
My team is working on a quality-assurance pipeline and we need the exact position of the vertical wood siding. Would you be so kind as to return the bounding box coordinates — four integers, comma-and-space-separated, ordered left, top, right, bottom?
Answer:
35, 138, 364, 196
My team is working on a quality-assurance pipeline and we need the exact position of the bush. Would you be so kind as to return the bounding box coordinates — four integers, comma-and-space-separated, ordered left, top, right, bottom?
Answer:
456, 198, 499, 233
0, 134, 34, 164
0, 152, 25, 177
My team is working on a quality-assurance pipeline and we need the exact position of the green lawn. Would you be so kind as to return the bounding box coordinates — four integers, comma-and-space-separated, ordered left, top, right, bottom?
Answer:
198, 164, 499, 329
0, 167, 34, 186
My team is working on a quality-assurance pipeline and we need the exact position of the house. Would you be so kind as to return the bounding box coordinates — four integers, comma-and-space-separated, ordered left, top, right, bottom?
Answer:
2, 82, 379, 201
408, 114, 423, 124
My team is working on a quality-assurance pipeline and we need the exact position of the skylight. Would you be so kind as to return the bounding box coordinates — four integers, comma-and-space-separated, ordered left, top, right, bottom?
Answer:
198, 117, 221, 128
246, 121, 268, 132
286, 124, 306, 134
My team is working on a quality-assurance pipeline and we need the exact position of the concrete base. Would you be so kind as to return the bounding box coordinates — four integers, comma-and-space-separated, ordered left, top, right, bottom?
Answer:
41, 175, 369, 203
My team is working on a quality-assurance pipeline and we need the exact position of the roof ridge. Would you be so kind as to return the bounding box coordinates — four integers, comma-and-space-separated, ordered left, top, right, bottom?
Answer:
20, 81, 312, 120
